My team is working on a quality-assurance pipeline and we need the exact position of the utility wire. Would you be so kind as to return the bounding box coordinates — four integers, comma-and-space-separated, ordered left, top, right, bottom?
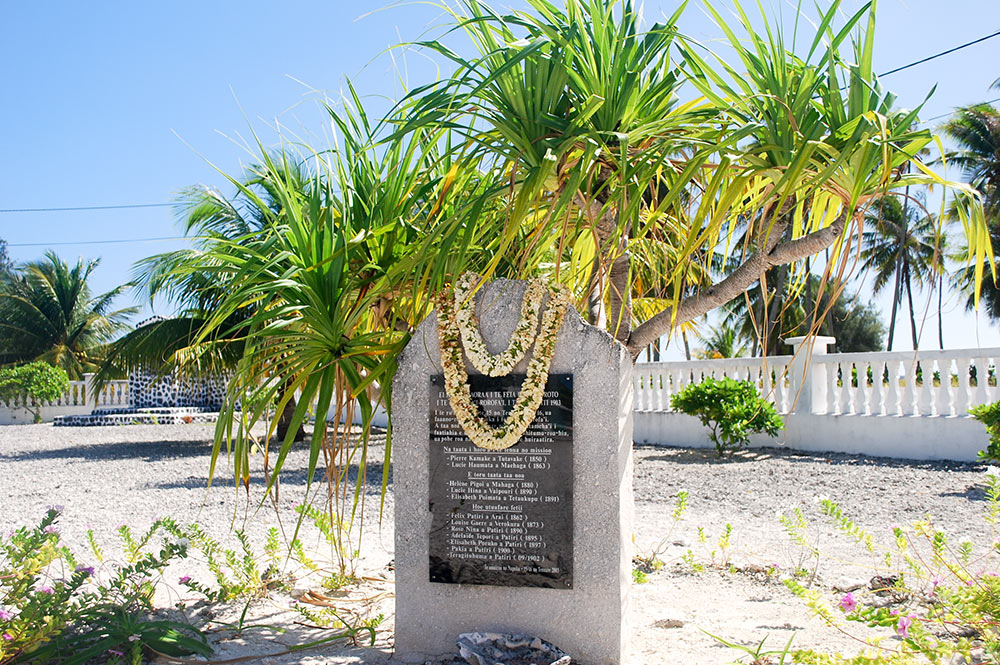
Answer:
879, 29, 1000, 77
9, 236, 188, 247
0, 202, 173, 213
918, 97, 1000, 125
2, 30, 998, 222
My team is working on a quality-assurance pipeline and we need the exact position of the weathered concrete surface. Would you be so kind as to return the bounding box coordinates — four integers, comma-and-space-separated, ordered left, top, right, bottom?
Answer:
393, 278, 634, 665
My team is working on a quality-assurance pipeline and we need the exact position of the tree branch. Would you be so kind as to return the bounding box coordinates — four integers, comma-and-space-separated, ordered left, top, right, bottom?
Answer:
626, 211, 849, 358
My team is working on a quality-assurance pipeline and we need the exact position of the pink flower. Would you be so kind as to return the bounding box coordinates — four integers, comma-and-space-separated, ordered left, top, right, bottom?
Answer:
43, 525, 59, 535
931, 576, 942, 589
2, 632, 12, 641
839, 592, 857, 613
37, 586, 54, 595
75, 564, 94, 576
178, 575, 191, 585
896, 615, 914, 638
0, 609, 11, 621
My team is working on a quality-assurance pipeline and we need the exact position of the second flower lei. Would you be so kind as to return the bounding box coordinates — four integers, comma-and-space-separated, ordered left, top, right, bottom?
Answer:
436, 274, 570, 451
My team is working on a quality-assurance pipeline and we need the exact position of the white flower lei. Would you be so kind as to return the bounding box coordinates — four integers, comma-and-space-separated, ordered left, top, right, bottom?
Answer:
436, 276, 570, 451
454, 272, 546, 377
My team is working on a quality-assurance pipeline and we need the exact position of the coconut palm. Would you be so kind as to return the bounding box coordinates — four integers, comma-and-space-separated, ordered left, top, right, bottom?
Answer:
0, 239, 11, 275
861, 195, 942, 350
942, 103, 1000, 219
695, 322, 749, 359
0, 252, 136, 379
943, 102, 1000, 322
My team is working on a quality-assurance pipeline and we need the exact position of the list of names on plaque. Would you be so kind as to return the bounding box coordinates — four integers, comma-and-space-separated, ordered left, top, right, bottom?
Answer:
428, 373, 573, 588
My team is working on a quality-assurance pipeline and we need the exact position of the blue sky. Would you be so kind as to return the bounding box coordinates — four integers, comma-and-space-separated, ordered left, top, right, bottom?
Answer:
2, 1, 999, 353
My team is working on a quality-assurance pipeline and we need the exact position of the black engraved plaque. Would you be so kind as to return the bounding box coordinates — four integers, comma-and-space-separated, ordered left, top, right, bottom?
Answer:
428, 373, 573, 588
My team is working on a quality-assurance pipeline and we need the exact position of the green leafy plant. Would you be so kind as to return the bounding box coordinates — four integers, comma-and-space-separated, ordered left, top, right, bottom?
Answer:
179, 525, 288, 602
670, 377, 784, 456
0, 509, 209, 664
634, 490, 688, 577
769, 470, 1000, 664
0, 362, 70, 423
970, 400, 1000, 462
292, 503, 362, 589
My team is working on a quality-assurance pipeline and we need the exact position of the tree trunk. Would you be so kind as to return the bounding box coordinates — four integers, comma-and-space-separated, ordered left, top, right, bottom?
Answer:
576, 193, 631, 344
276, 378, 306, 442
682, 330, 691, 361
938, 273, 944, 350
764, 265, 788, 356
585, 253, 605, 327
886, 264, 901, 352
626, 208, 843, 357
904, 262, 919, 351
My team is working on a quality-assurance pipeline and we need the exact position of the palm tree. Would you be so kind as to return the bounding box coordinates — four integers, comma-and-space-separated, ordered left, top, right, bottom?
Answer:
695, 322, 748, 359
0, 252, 136, 379
0, 239, 11, 275
861, 196, 942, 350
942, 102, 1000, 322
942, 103, 1000, 219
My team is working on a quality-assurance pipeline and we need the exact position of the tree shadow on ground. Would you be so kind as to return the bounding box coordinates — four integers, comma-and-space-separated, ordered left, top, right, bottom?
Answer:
145, 461, 392, 492
939, 485, 987, 502
0, 439, 214, 463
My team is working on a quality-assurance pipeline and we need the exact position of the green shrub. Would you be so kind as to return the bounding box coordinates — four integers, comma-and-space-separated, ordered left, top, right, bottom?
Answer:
970, 400, 1000, 463
773, 470, 1000, 664
670, 377, 784, 456
0, 509, 209, 664
0, 362, 70, 423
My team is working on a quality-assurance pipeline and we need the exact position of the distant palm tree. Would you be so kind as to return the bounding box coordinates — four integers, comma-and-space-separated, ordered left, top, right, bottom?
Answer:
0, 252, 136, 379
943, 102, 1000, 323
695, 322, 749, 359
861, 196, 941, 351
942, 103, 1000, 219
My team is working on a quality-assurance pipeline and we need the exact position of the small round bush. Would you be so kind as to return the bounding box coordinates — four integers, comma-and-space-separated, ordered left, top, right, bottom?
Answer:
0, 362, 70, 423
670, 376, 784, 457
970, 401, 1000, 463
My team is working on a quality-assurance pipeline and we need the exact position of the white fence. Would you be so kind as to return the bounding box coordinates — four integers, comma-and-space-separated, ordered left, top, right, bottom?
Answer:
0, 374, 129, 424
633, 336, 995, 462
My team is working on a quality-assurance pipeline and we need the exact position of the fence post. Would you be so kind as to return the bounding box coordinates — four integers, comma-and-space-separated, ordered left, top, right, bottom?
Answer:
83, 373, 97, 410
783, 335, 836, 414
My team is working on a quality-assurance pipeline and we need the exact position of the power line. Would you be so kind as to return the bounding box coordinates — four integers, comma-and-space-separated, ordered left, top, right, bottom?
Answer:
0, 202, 173, 213
1, 31, 998, 224
918, 97, 1000, 125
879, 29, 1000, 77
9, 236, 188, 248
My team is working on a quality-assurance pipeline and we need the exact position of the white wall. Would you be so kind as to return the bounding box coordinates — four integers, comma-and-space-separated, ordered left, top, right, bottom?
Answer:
634, 411, 988, 462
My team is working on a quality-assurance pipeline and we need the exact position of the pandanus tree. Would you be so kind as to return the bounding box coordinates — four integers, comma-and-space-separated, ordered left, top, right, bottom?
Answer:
0, 252, 135, 379
119, 0, 993, 559
396, 0, 990, 359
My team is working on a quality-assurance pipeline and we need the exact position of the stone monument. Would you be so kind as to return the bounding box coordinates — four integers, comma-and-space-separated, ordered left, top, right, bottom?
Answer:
393, 278, 634, 664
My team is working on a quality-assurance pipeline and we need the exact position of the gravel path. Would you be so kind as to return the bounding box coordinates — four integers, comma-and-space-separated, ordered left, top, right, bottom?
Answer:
1, 424, 995, 664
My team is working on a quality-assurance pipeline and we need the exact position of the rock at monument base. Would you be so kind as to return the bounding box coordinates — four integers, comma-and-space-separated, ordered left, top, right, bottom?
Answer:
457, 632, 571, 665
393, 278, 634, 665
